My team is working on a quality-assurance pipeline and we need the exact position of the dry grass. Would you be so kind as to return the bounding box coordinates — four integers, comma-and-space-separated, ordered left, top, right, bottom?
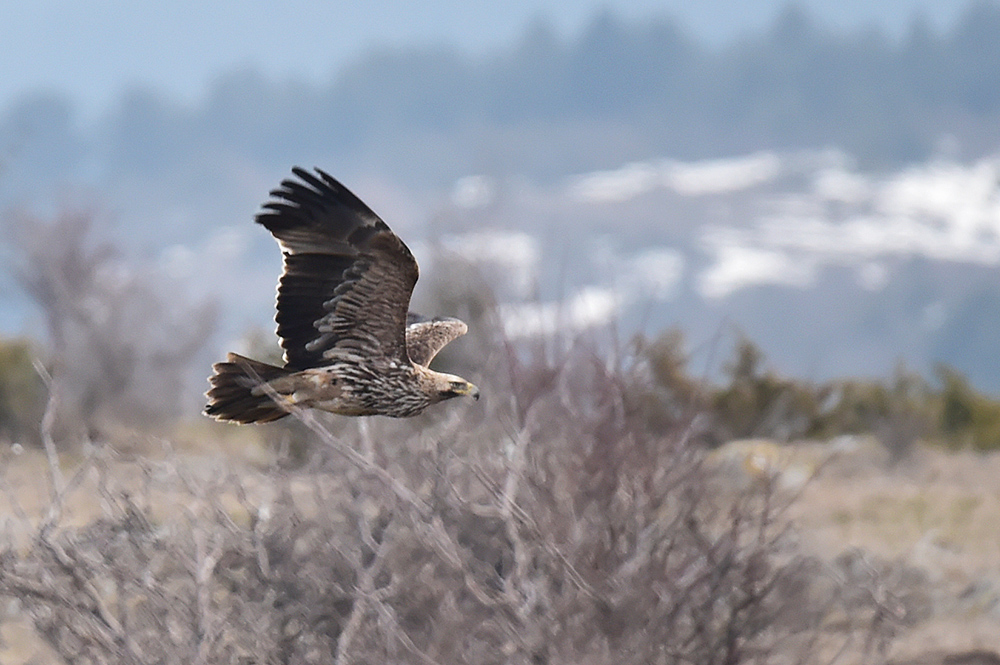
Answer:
4, 438, 998, 663
767, 439, 1000, 659
0, 339, 906, 665
1, 340, 997, 663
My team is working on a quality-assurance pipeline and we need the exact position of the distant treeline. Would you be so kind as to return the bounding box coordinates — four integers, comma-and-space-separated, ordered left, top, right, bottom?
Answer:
4, 324, 1000, 456
4, 2, 1000, 189
636, 329, 1000, 456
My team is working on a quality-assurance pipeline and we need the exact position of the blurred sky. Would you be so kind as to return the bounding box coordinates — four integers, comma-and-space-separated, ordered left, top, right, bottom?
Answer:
1, 0, 972, 122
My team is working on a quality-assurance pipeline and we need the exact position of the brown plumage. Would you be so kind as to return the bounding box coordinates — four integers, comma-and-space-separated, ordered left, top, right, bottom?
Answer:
205, 167, 478, 424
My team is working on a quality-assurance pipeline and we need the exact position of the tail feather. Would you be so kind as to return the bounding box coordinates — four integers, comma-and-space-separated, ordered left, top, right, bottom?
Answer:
204, 353, 293, 424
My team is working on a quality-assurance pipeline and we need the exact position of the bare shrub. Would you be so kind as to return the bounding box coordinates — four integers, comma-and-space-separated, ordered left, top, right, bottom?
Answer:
0, 328, 907, 664
889, 651, 1000, 665
9, 208, 217, 439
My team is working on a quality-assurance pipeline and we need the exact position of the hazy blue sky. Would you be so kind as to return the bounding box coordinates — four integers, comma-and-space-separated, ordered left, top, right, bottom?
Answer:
0, 0, 976, 121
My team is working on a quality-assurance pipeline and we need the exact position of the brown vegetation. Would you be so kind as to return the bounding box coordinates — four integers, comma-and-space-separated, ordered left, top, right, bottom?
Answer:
7, 209, 217, 440
0, 333, 918, 664
0, 212, 997, 663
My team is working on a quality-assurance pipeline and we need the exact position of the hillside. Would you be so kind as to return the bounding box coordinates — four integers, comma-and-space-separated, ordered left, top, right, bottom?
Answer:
4, 2, 1000, 395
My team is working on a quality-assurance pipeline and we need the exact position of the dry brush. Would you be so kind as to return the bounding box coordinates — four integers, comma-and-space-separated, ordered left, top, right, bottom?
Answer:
0, 333, 909, 664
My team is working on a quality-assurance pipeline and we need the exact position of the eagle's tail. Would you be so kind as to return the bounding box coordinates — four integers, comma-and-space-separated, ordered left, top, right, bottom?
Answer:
204, 353, 293, 424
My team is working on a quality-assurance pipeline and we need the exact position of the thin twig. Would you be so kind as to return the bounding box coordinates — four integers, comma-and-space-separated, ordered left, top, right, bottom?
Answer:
33, 359, 64, 498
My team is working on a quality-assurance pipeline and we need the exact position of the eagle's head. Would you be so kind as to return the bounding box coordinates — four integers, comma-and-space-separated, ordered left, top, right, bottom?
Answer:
443, 377, 480, 402
423, 369, 480, 403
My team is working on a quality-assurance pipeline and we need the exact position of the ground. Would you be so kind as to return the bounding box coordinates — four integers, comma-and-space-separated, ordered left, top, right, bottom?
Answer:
709, 435, 1000, 657
1, 434, 999, 662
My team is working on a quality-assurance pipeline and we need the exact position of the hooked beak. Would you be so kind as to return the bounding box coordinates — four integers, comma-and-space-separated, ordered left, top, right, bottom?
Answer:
466, 383, 480, 401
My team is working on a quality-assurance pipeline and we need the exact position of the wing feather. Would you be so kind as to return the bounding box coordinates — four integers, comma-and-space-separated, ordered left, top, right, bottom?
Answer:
311, 231, 417, 361
256, 167, 419, 369
405, 316, 468, 367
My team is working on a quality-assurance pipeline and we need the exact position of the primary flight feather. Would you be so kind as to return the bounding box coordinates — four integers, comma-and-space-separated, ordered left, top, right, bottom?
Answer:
205, 167, 479, 424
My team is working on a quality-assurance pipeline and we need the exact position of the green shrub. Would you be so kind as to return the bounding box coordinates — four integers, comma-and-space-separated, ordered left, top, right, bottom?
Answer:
936, 364, 1000, 451
0, 337, 46, 444
632, 328, 704, 432
632, 329, 1000, 456
709, 335, 826, 443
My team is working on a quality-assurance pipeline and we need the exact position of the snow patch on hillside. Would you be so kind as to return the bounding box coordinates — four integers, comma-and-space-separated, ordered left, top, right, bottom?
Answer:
498, 287, 621, 338
449, 153, 1000, 336
569, 152, 782, 203
699, 157, 1000, 297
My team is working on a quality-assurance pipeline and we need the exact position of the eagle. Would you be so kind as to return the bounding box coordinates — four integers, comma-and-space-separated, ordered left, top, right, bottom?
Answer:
205, 167, 479, 424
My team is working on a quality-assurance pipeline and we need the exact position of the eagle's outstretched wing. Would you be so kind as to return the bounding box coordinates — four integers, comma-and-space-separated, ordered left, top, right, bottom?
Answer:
256, 167, 419, 370
405, 314, 469, 367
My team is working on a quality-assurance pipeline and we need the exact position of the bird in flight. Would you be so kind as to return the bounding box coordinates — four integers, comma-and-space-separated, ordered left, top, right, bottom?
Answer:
205, 167, 479, 424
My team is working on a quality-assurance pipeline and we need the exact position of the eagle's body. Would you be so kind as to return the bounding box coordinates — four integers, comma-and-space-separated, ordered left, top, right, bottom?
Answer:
204, 167, 478, 424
